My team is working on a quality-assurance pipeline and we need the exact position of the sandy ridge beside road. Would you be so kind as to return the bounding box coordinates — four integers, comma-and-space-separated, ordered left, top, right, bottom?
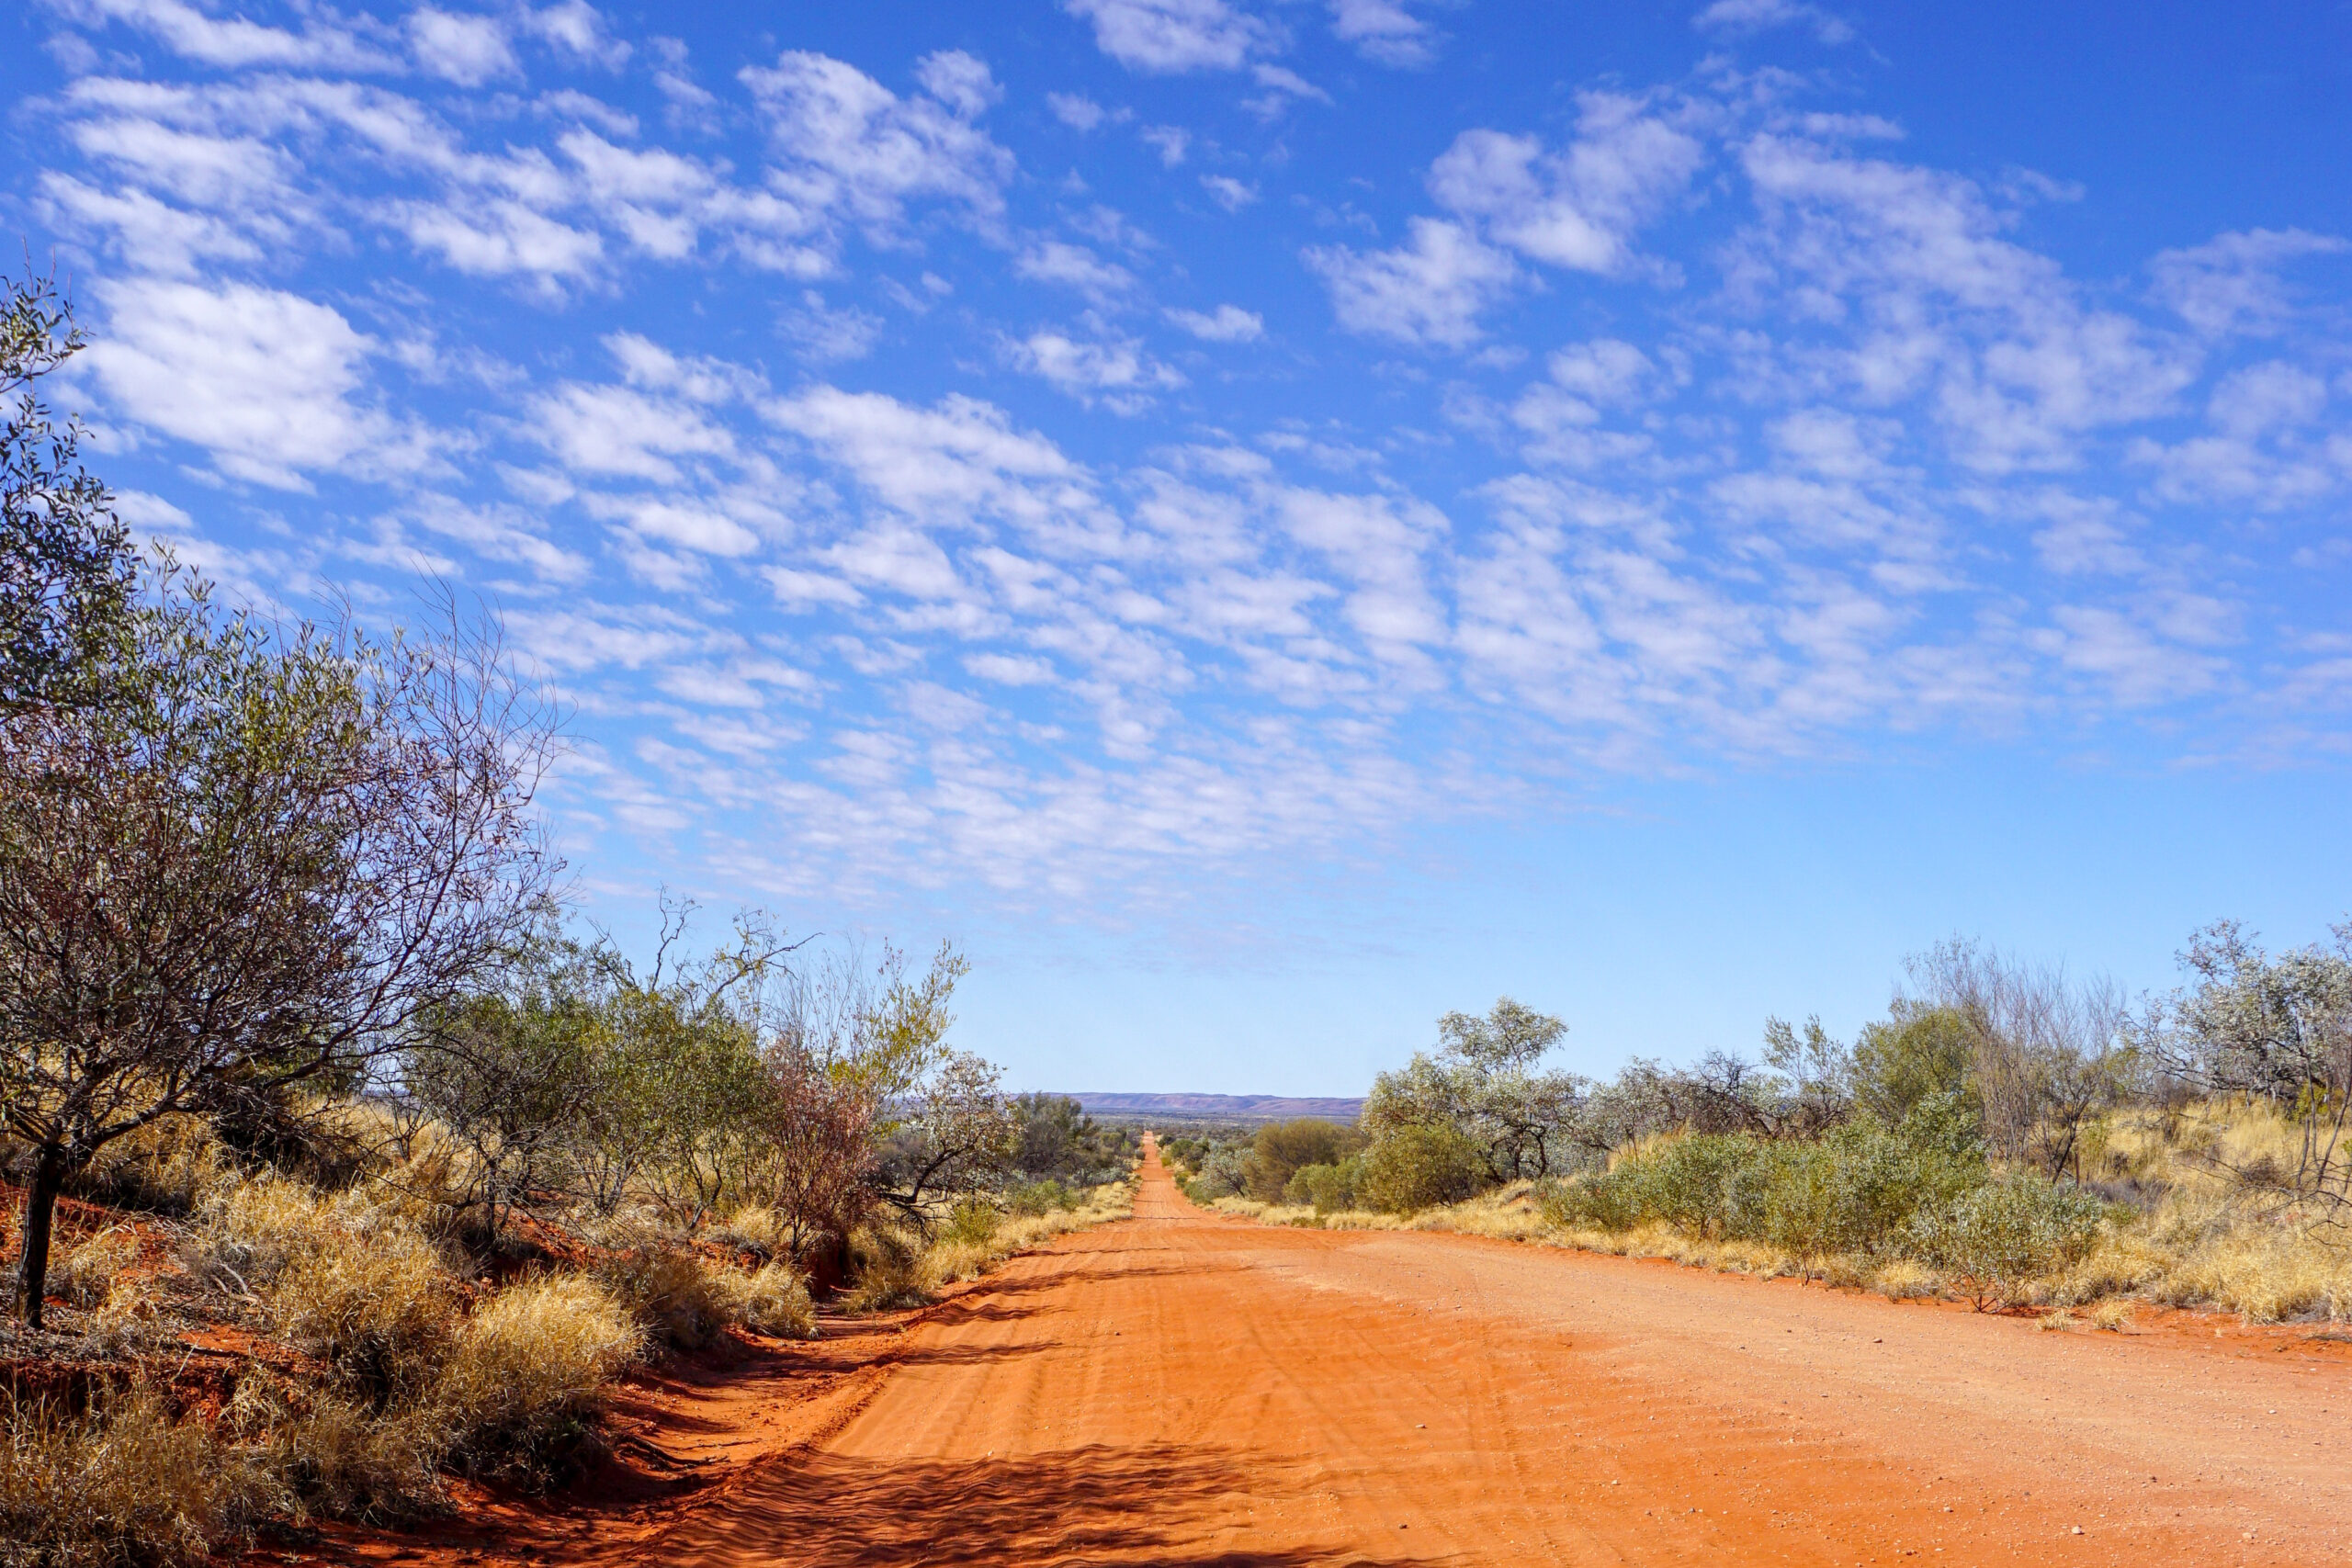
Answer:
595, 1136, 2352, 1566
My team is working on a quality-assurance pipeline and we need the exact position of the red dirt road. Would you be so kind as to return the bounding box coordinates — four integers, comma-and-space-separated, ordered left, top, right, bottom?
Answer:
612, 1137, 2352, 1566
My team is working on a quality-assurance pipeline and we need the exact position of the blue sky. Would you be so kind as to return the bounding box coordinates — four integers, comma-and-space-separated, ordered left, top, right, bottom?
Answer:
6, 0, 2350, 1094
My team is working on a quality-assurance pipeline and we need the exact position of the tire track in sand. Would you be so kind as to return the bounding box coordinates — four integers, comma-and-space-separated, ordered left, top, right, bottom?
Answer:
623, 1135, 2352, 1566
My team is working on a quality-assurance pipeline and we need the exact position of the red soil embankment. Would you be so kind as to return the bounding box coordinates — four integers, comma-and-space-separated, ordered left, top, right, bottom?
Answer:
289, 1135, 2352, 1565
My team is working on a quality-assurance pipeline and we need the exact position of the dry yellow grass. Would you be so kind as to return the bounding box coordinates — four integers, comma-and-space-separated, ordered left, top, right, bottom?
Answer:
734, 1260, 819, 1339
851, 1179, 1139, 1306
263, 1228, 456, 1401
230, 1377, 444, 1522
591, 1235, 745, 1349
54, 1225, 142, 1309
434, 1273, 641, 1480
0, 1389, 284, 1565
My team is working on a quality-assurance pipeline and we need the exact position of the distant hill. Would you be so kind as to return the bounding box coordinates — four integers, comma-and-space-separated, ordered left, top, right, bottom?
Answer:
1067, 1092, 1364, 1125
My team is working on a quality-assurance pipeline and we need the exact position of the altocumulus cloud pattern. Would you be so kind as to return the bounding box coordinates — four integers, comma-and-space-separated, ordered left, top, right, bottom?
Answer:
12, 0, 2351, 911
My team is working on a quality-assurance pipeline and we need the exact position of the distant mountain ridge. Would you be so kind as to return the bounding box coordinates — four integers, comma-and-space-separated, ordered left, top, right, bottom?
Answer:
1067, 1092, 1364, 1124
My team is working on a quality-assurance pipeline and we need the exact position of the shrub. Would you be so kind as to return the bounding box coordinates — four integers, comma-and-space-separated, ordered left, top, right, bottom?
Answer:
263, 1227, 457, 1405
942, 1199, 998, 1247
842, 1225, 933, 1314
1184, 1147, 1249, 1202
1909, 1175, 2106, 1310
1541, 1097, 1987, 1261
229, 1378, 444, 1523
0, 1389, 283, 1565
594, 1241, 741, 1350
1283, 1156, 1364, 1214
712, 1203, 790, 1259
1358, 1124, 1481, 1213
68, 1115, 226, 1216
735, 1261, 818, 1339
1004, 1179, 1076, 1217
1243, 1120, 1363, 1202
434, 1273, 640, 1483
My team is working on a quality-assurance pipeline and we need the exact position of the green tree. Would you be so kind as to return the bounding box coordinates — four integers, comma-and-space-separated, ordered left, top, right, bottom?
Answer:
1851, 1004, 1976, 1125
1241, 1118, 1362, 1201
1, 272, 137, 716
1364, 997, 1580, 1184
407, 921, 611, 1239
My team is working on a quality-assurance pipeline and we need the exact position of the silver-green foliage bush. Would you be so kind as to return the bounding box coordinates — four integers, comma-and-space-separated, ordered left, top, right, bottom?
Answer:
1540, 1094, 1993, 1260
1907, 1174, 2106, 1308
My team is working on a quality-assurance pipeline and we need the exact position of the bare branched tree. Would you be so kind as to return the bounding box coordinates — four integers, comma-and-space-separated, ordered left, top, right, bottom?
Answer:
749, 1045, 876, 1258
0, 580, 557, 1325
1902, 939, 2133, 1179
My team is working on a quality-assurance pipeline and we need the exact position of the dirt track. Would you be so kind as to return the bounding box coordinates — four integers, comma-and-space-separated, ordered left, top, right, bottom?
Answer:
615, 1137, 2352, 1566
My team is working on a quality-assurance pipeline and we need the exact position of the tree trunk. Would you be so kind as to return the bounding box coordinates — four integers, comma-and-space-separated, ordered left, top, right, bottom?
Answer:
17, 1145, 66, 1329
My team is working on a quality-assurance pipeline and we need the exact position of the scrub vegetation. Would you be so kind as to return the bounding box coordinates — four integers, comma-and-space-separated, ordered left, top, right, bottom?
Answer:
0, 276, 1135, 1564
1190, 932, 2352, 1325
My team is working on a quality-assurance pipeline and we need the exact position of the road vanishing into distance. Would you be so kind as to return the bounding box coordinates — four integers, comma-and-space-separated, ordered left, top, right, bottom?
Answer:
621, 1136, 2347, 1566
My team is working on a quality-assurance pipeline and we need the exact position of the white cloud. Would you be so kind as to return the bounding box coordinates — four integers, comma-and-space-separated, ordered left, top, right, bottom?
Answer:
966, 652, 1060, 684
395, 195, 604, 287
1014, 240, 1136, 299
528, 379, 735, 482
1048, 92, 1110, 130
777, 294, 885, 362
1428, 93, 1704, 276
1736, 131, 2198, 472
741, 51, 1015, 233
912, 50, 1003, 118
1329, 0, 1436, 66
1200, 174, 1258, 210
66, 0, 393, 70
1165, 304, 1263, 342
1247, 65, 1330, 111
1139, 125, 1191, 166
767, 388, 1103, 542
408, 8, 517, 85
86, 279, 402, 489
1005, 330, 1185, 411
2149, 228, 2351, 338
519, 1, 630, 69
1063, 0, 1272, 73
39, 174, 265, 275
1305, 218, 1517, 347
408, 496, 590, 582
1693, 0, 1854, 45
591, 494, 763, 558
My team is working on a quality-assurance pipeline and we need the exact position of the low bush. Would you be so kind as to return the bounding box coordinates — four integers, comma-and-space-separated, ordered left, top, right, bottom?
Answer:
434, 1273, 641, 1483
262, 1227, 457, 1406
67, 1115, 226, 1217
229, 1378, 444, 1523
1183, 1146, 1249, 1203
53, 1225, 142, 1310
593, 1239, 742, 1350
1909, 1174, 2106, 1310
0, 1389, 283, 1566
734, 1260, 818, 1339
1283, 1156, 1365, 1215
1243, 1120, 1363, 1202
1358, 1124, 1482, 1213
943, 1198, 998, 1246
1539, 1096, 1986, 1259
842, 1225, 933, 1314
1003, 1179, 1077, 1216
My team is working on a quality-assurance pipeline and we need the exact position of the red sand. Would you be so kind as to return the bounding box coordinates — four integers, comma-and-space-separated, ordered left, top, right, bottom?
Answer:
272, 1135, 2352, 1565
